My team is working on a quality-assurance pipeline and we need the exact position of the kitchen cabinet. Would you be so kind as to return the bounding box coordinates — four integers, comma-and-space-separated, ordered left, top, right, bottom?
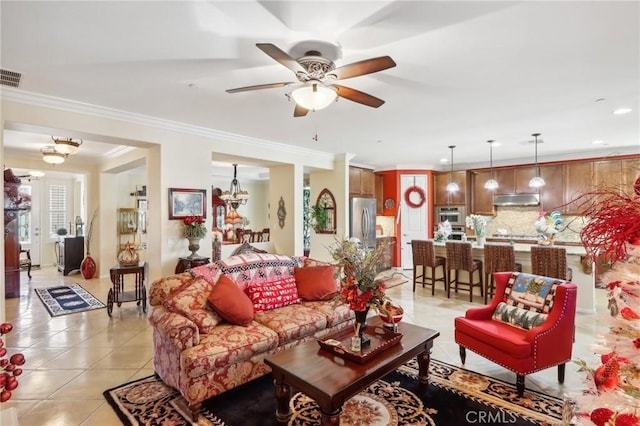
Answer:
349, 166, 375, 197
495, 167, 537, 195
375, 173, 384, 214
623, 158, 640, 188
469, 170, 495, 215
564, 162, 593, 215
434, 171, 466, 205
539, 165, 564, 212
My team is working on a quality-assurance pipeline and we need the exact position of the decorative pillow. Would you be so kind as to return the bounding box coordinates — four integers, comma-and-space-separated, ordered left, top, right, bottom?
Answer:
214, 253, 303, 291
247, 276, 301, 312
207, 275, 254, 326
190, 263, 222, 285
294, 265, 338, 301
492, 302, 548, 330
502, 272, 564, 314
162, 276, 222, 333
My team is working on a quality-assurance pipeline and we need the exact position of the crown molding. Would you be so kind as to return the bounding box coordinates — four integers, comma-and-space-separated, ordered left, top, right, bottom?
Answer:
1, 87, 335, 162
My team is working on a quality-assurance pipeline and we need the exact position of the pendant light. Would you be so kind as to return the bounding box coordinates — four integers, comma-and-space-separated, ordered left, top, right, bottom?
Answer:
528, 133, 545, 188
484, 140, 499, 190
446, 145, 459, 192
220, 164, 250, 209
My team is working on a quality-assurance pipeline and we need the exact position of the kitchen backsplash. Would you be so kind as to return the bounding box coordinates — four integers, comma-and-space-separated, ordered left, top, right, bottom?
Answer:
376, 216, 396, 237
482, 206, 586, 243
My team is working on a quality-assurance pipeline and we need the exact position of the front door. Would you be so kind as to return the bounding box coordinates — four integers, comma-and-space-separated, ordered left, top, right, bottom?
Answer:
400, 175, 428, 269
18, 181, 42, 266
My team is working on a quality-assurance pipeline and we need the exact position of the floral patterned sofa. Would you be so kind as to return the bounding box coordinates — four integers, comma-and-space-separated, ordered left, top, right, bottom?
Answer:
148, 252, 352, 420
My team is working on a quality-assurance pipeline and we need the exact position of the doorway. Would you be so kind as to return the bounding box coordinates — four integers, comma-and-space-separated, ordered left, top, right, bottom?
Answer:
400, 175, 428, 269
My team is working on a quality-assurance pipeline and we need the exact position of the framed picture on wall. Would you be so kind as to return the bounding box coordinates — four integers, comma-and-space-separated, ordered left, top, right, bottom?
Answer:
168, 188, 206, 219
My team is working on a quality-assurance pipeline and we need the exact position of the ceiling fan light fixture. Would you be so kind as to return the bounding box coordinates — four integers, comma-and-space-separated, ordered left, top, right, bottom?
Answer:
52, 136, 82, 155
41, 146, 66, 165
291, 81, 337, 111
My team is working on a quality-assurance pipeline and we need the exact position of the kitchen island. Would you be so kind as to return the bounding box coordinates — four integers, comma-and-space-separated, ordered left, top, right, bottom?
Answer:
433, 240, 595, 313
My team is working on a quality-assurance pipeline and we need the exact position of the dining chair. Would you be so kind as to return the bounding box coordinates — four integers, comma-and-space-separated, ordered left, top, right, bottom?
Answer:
411, 240, 447, 295
445, 241, 483, 302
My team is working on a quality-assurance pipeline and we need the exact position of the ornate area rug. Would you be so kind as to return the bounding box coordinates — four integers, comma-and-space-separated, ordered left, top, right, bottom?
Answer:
34, 283, 105, 316
104, 359, 563, 425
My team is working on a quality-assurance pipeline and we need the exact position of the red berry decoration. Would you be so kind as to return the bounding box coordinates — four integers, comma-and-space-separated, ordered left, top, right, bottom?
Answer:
616, 413, 640, 426
620, 306, 640, 320
591, 407, 615, 426
0, 322, 25, 403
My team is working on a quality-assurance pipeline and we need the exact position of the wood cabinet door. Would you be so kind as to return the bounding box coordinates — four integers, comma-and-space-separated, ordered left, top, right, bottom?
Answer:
494, 169, 515, 194
360, 169, 375, 197
434, 171, 465, 205
349, 167, 362, 197
375, 174, 384, 214
564, 162, 593, 214
622, 158, 640, 189
539, 164, 564, 212
515, 166, 537, 193
594, 160, 622, 191
470, 170, 495, 215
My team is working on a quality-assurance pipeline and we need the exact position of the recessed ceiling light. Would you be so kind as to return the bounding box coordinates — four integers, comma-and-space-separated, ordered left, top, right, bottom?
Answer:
592, 140, 605, 145
613, 107, 632, 115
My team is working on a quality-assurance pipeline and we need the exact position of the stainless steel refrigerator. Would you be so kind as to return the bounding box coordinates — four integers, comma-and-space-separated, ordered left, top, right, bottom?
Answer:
350, 197, 377, 249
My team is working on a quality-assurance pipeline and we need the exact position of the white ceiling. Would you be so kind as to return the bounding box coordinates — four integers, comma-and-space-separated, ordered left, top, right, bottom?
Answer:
1, 1, 638, 174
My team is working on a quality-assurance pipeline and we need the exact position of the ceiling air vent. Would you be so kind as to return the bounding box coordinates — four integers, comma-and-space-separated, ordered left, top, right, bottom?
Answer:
0, 69, 22, 87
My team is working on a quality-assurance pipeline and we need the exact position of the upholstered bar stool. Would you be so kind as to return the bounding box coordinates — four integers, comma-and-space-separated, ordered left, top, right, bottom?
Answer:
411, 240, 447, 295
445, 241, 483, 302
483, 243, 523, 304
531, 246, 573, 281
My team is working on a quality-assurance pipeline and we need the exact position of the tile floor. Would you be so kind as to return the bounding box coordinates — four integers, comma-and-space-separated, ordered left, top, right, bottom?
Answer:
0, 266, 608, 425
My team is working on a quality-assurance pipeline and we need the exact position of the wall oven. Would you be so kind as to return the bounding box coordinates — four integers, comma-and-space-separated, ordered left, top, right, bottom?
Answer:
435, 206, 466, 226
449, 225, 466, 240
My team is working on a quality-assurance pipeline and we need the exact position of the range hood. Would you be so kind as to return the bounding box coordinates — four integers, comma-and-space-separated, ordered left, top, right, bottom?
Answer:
492, 194, 540, 206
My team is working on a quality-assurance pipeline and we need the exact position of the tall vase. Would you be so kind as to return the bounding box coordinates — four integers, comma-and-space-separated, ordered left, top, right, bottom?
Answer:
475, 230, 486, 247
187, 238, 201, 259
81, 255, 96, 279
353, 307, 371, 347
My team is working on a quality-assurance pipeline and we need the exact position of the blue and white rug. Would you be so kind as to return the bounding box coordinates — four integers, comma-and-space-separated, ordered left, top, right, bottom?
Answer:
35, 283, 105, 317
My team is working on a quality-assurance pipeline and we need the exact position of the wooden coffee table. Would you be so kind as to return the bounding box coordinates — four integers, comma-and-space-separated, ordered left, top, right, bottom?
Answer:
263, 317, 440, 425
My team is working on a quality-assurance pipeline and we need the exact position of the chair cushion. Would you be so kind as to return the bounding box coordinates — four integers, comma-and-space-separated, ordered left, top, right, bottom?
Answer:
455, 317, 532, 359
247, 277, 301, 312
253, 304, 327, 345
294, 265, 338, 301
207, 275, 254, 326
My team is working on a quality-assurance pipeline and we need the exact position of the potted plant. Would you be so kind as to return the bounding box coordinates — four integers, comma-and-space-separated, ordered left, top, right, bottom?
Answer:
310, 204, 328, 233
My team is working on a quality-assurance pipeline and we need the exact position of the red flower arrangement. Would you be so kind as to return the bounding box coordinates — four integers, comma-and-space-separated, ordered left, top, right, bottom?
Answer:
331, 238, 388, 311
0, 322, 26, 403
182, 215, 207, 239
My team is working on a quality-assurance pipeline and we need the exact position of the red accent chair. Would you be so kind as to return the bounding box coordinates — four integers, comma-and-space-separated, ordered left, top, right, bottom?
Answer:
454, 271, 577, 397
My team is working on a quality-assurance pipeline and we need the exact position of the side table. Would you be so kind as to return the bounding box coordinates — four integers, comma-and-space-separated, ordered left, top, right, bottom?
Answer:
175, 256, 210, 274
108, 262, 147, 316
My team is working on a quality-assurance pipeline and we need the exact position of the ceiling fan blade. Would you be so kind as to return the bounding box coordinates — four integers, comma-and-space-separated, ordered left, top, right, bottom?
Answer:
226, 82, 294, 93
293, 104, 309, 117
334, 84, 385, 108
328, 56, 396, 81
256, 43, 308, 75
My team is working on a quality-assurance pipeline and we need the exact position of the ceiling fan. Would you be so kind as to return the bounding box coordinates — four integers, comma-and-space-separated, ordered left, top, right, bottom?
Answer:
225, 43, 396, 117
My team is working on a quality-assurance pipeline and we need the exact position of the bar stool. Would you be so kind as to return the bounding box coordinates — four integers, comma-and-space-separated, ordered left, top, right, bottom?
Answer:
531, 246, 573, 281
411, 240, 447, 295
446, 241, 483, 302
483, 243, 523, 304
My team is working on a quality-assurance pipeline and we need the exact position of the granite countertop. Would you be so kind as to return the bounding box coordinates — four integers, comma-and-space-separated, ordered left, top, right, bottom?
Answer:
433, 240, 587, 256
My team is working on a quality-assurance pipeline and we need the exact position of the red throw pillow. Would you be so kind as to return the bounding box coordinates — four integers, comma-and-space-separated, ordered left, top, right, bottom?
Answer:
247, 277, 301, 312
294, 265, 338, 301
207, 275, 254, 326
